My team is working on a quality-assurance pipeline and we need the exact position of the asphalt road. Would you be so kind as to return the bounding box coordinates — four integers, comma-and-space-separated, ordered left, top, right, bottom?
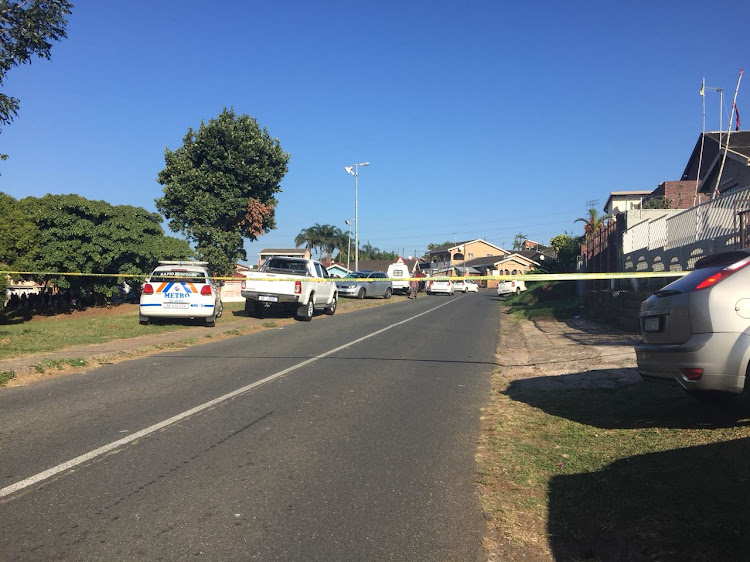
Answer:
0, 291, 500, 561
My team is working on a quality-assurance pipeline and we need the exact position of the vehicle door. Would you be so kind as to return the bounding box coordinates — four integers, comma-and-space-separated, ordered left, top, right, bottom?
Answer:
314, 262, 335, 304
371, 273, 388, 296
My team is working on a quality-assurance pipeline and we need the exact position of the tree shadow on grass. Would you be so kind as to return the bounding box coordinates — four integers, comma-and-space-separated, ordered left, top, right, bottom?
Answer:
504, 370, 750, 430
505, 372, 750, 559
548, 438, 750, 560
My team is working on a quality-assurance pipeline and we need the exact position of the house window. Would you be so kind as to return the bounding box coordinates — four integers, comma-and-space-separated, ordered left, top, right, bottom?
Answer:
468, 253, 474, 258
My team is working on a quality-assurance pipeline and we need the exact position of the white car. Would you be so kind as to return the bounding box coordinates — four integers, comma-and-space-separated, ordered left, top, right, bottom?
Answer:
497, 280, 527, 296
427, 279, 454, 295
139, 261, 223, 326
454, 280, 479, 293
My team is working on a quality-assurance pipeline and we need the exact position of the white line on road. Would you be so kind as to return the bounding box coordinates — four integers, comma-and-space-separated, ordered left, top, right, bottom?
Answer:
1, 298, 457, 499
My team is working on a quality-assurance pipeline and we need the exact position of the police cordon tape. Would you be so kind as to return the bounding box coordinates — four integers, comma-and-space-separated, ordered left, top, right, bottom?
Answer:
0, 270, 689, 283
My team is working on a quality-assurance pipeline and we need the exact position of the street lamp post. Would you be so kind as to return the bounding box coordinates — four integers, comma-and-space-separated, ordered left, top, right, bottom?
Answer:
344, 162, 369, 272
345, 218, 354, 271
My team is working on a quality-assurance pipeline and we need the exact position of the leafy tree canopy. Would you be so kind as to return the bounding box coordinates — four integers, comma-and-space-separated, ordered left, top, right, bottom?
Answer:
18, 193, 193, 297
156, 108, 289, 277
359, 241, 397, 261
642, 196, 672, 210
547, 232, 583, 273
0, 0, 73, 139
0, 191, 40, 270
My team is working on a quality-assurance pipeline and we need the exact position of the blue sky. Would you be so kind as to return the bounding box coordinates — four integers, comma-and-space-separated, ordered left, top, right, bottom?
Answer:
2, 0, 749, 264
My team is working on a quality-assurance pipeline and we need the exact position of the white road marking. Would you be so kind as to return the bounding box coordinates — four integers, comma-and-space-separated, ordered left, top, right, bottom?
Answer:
1, 298, 456, 498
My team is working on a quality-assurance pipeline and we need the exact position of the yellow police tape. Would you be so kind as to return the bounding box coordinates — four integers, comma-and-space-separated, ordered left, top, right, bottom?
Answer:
0, 270, 688, 282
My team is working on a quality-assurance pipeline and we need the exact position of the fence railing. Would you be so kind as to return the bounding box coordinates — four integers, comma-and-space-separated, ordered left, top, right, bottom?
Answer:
623, 186, 750, 254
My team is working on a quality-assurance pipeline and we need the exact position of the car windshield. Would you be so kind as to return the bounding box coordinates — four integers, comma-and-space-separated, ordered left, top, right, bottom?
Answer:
344, 272, 369, 279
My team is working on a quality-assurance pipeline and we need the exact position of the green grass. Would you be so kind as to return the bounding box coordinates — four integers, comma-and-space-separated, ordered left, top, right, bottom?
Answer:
483, 290, 750, 559
0, 302, 247, 360
482, 379, 750, 560
502, 281, 583, 320
33, 357, 88, 373
0, 370, 15, 386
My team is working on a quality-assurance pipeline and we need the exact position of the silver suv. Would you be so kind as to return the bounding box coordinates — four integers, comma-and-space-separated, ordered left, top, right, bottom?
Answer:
635, 249, 750, 398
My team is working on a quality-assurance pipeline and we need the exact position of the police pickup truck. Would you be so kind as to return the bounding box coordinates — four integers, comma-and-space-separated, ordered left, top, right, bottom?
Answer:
241, 256, 337, 321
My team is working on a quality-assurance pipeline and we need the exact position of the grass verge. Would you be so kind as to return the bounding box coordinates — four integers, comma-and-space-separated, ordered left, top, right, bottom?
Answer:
501, 281, 584, 320
0, 296, 404, 363
481, 375, 750, 559
0, 302, 248, 359
0, 370, 15, 386
480, 296, 750, 560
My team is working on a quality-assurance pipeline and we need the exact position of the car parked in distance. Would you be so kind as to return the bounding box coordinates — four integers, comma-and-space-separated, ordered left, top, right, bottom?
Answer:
427, 279, 454, 295
139, 261, 223, 326
453, 279, 479, 293
336, 271, 393, 299
635, 249, 750, 399
497, 280, 526, 296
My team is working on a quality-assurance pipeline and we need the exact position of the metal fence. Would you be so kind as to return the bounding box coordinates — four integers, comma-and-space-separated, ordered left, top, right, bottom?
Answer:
622, 186, 750, 272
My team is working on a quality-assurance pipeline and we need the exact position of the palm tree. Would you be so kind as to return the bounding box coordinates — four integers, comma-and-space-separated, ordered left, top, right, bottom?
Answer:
318, 224, 343, 263
294, 227, 315, 253
295, 224, 344, 262
575, 208, 611, 240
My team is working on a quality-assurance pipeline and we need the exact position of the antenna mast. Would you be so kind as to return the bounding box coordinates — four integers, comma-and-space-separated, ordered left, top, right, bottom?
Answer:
712, 69, 744, 199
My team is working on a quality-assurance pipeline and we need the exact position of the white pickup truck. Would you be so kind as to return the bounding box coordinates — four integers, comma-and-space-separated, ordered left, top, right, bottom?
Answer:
241, 256, 338, 321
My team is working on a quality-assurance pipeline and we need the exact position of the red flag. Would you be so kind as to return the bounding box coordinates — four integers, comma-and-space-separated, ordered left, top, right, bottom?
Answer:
735, 103, 741, 131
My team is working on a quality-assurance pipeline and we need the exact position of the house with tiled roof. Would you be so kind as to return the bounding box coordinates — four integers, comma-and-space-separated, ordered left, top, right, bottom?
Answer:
424, 239, 506, 275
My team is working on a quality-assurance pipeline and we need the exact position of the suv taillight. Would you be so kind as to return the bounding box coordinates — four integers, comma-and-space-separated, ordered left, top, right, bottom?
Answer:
142, 284, 154, 295
200, 285, 212, 296
295, 280, 301, 294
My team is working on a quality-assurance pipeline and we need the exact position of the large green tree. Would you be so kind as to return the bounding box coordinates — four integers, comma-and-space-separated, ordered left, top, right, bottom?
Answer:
0, 0, 73, 138
548, 232, 583, 273
0, 191, 39, 270
156, 108, 289, 277
20, 193, 193, 300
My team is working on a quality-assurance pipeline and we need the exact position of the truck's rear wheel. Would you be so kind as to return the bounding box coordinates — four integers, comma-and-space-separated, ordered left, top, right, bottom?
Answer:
324, 294, 337, 315
296, 295, 314, 321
